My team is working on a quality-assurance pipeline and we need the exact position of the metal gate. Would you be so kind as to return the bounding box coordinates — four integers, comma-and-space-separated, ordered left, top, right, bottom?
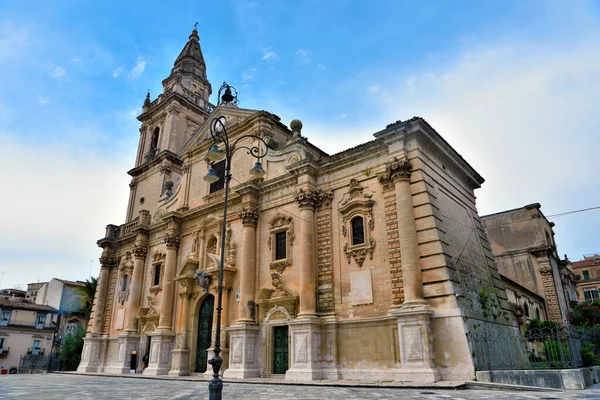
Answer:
273, 325, 289, 374
195, 295, 214, 373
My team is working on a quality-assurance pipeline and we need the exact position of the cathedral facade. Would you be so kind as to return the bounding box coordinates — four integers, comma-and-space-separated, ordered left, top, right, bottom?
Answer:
78, 29, 522, 382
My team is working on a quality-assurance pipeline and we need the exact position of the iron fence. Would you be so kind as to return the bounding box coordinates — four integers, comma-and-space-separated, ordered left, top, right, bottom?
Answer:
467, 324, 600, 371
18, 355, 60, 373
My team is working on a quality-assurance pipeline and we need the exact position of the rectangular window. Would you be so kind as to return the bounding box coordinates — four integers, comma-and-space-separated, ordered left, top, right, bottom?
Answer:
275, 231, 287, 260
583, 270, 591, 281
209, 160, 226, 193
0, 337, 5, 350
0, 310, 10, 326
36, 314, 46, 329
153, 265, 161, 286
32, 339, 41, 355
584, 290, 599, 301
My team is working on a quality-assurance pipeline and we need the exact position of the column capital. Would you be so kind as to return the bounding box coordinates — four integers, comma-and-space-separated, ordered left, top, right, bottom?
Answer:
294, 188, 332, 210
164, 233, 181, 249
378, 157, 412, 188
239, 206, 259, 227
133, 243, 148, 259
99, 255, 118, 269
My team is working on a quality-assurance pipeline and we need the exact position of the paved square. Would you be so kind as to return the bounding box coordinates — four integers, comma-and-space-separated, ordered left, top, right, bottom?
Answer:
1, 374, 600, 399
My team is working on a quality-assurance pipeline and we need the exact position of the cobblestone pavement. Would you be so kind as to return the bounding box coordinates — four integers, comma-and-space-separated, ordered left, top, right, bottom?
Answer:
2, 374, 600, 400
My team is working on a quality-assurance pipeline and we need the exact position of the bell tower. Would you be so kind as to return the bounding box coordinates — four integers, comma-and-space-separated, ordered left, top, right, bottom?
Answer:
134, 26, 213, 168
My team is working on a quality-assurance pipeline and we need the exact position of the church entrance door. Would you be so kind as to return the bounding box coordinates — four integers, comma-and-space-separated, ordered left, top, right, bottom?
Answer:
195, 294, 214, 373
272, 325, 289, 374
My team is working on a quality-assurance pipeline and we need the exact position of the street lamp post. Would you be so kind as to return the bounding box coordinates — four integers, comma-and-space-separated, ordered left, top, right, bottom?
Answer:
202, 83, 270, 400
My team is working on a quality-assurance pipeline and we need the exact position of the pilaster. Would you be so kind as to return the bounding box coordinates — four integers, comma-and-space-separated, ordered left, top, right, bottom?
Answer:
105, 334, 141, 374
143, 331, 176, 376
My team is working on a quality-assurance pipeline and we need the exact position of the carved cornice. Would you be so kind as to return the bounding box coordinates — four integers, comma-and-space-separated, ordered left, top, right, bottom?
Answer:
164, 233, 181, 249
239, 207, 259, 227
378, 157, 412, 188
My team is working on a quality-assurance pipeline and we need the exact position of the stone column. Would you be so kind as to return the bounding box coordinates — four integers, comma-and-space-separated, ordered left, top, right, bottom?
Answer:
295, 188, 319, 318
237, 207, 258, 324
158, 232, 180, 331
92, 257, 114, 334
379, 157, 439, 383
169, 278, 194, 376
125, 243, 148, 332
145, 229, 180, 376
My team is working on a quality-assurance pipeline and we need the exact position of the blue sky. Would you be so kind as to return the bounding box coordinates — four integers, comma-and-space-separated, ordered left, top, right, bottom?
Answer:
1, 0, 599, 287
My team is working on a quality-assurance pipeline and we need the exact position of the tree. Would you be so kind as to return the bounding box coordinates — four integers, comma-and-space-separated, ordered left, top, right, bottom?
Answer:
77, 277, 98, 322
568, 300, 600, 328
59, 324, 85, 370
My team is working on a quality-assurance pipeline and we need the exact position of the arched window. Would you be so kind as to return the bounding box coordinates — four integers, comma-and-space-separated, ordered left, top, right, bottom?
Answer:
151, 127, 159, 151
121, 275, 128, 292
523, 302, 530, 318
351, 216, 365, 246
535, 307, 541, 320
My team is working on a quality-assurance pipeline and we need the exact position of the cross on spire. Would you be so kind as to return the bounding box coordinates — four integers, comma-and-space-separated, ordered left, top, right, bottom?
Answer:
194, 22, 198, 30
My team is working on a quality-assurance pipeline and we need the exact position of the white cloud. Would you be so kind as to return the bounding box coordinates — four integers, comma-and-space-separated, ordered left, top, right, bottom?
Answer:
70, 57, 83, 64
241, 67, 256, 83
296, 49, 310, 62
112, 67, 123, 78
0, 134, 131, 287
316, 64, 325, 70
128, 57, 146, 79
50, 66, 66, 79
367, 84, 381, 94
37, 96, 49, 105
129, 109, 139, 118
261, 47, 278, 60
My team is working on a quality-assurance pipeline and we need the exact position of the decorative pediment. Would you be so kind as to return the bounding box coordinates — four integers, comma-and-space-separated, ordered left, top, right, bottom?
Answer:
269, 213, 293, 229
339, 179, 375, 216
256, 284, 299, 323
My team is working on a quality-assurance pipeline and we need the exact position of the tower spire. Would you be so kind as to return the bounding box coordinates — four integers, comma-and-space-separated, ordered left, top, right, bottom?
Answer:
174, 25, 205, 67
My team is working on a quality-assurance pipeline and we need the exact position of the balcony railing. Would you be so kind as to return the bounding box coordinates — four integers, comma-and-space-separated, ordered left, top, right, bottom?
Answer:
27, 348, 44, 356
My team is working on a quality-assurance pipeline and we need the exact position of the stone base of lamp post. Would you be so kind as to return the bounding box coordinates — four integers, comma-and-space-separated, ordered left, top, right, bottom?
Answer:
168, 348, 191, 376
105, 333, 140, 374
143, 331, 175, 376
204, 347, 229, 377
285, 317, 323, 381
223, 324, 260, 378
390, 303, 440, 383
77, 334, 107, 373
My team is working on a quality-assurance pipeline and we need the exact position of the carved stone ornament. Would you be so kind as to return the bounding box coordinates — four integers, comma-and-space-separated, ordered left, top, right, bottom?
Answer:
164, 233, 181, 249
133, 244, 148, 259
138, 295, 160, 334
195, 270, 212, 294
225, 225, 236, 267
118, 290, 129, 306
339, 179, 376, 267
99, 255, 118, 269
343, 238, 376, 268
268, 213, 294, 273
153, 252, 166, 262
256, 286, 299, 322
119, 252, 134, 274
295, 188, 333, 209
378, 157, 412, 189
539, 265, 553, 276
239, 207, 259, 227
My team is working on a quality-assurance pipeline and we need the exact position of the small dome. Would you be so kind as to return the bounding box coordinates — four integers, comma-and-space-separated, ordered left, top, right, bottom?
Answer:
290, 119, 303, 132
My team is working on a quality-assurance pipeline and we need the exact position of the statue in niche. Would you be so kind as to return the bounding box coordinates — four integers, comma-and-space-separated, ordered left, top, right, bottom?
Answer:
147, 296, 160, 316
195, 269, 211, 294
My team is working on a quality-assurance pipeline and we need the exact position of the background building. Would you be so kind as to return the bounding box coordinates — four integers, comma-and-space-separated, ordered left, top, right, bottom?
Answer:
0, 297, 58, 374
571, 254, 600, 301
78, 29, 523, 382
482, 203, 579, 323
